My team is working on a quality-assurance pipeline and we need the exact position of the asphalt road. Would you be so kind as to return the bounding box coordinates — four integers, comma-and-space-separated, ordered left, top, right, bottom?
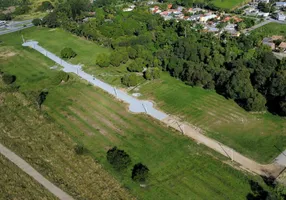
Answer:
0, 20, 33, 36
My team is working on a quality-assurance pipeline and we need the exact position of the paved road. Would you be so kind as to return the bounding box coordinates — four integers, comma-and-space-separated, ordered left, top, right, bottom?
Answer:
0, 143, 74, 200
242, 19, 286, 34
23, 41, 285, 178
0, 20, 33, 36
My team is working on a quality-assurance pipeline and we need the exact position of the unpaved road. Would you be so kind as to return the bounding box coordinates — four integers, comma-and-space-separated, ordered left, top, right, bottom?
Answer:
0, 143, 74, 200
23, 40, 285, 178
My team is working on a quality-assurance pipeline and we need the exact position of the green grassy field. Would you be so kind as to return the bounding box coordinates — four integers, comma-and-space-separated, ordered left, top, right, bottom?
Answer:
0, 28, 271, 200
138, 74, 286, 163
252, 22, 286, 38
211, 0, 250, 10
14, 27, 286, 163
0, 154, 57, 199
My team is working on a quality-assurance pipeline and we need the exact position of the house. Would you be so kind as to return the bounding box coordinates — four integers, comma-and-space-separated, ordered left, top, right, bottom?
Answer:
199, 14, 217, 22
257, 12, 270, 17
262, 38, 275, 50
259, 0, 269, 3
271, 35, 284, 41
276, 2, 286, 7
276, 13, 286, 21
278, 42, 286, 52
187, 14, 201, 21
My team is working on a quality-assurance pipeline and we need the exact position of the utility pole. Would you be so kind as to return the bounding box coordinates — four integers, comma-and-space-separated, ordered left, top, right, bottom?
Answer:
142, 103, 148, 114
114, 87, 118, 97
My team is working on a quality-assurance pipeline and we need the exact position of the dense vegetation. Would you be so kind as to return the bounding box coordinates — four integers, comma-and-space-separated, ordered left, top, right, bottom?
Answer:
36, 1, 286, 116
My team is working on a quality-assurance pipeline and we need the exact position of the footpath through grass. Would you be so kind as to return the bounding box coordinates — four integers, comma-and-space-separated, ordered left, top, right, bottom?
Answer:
11, 26, 286, 163
0, 28, 270, 200
0, 154, 57, 199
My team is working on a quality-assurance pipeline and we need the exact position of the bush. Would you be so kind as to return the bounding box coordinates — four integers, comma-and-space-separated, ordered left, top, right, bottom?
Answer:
32, 18, 42, 26
131, 163, 149, 182
107, 146, 131, 171
53, 71, 70, 84
74, 144, 86, 155
14, 5, 30, 15
127, 59, 143, 72
61, 48, 77, 59
121, 74, 139, 87
38, 1, 54, 11
144, 67, 161, 80
96, 53, 110, 67
2, 74, 16, 85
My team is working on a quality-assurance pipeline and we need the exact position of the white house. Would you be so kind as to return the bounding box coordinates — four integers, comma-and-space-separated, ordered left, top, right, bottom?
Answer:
199, 14, 217, 23
276, 13, 286, 21
276, 2, 286, 7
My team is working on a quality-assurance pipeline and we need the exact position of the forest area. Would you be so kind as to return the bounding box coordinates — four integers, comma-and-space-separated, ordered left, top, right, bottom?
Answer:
32, 0, 286, 116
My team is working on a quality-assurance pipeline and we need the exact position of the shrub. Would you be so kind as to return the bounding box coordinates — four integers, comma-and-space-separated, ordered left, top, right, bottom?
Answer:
107, 146, 131, 171
61, 47, 77, 59
14, 5, 30, 15
121, 73, 139, 87
32, 18, 42, 26
131, 163, 149, 182
127, 61, 143, 72
96, 53, 110, 67
38, 1, 54, 11
74, 144, 86, 155
144, 67, 160, 80
2, 74, 16, 85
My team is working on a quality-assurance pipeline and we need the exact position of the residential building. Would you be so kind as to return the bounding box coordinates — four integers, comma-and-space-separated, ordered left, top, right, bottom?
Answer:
276, 13, 286, 21
278, 42, 286, 52
262, 38, 276, 50
199, 14, 217, 23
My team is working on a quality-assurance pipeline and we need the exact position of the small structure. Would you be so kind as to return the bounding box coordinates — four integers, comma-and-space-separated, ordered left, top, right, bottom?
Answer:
199, 14, 217, 23
278, 42, 286, 52
123, 5, 135, 12
262, 38, 276, 50
276, 2, 286, 7
276, 13, 286, 21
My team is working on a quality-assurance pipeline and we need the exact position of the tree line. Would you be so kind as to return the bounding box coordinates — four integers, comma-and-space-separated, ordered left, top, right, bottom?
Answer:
33, 0, 286, 116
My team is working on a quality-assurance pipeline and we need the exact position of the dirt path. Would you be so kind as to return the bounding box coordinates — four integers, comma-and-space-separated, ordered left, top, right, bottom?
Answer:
0, 143, 74, 200
163, 116, 284, 177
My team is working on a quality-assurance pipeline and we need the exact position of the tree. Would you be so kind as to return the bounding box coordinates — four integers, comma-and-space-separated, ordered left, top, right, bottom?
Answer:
32, 18, 42, 26
107, 146, 131, 171
96, 53, 110, 67
61, 47, 77, 59
245, 90, 266, 111
128, 60, 143, 72
121, 74, 139, 87
2, 74, 16, 85
36, 91, 48, 109
131, 163, 149, 182
143, 67, 161, 80
42, 12, 59, 28
38, 1, 54, 11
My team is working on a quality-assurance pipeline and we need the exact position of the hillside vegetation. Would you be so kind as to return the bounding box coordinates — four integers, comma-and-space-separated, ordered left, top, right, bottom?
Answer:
0, 28, 272, 200
0, 154, 57, 199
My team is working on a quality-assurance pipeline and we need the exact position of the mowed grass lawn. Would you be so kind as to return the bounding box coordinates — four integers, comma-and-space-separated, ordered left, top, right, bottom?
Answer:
0, 155, 57, 200
211, 0, 250, 10
10, 27, 286, 163
252, 22, 286, 37
139, 74, 286, 163
0, 29, 267, 200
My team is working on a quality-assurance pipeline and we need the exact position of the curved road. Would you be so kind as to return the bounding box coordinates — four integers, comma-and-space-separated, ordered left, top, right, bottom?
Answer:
23, 41, 285, 178
0, 143, 74, 200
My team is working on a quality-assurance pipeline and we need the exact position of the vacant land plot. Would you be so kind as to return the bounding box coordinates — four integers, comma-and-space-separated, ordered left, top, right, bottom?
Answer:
0, 30, 271, 200
252, 22, 286, 37
139, 74, 286, 163
12, 27, 286, 163
0, 154, 56, 200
